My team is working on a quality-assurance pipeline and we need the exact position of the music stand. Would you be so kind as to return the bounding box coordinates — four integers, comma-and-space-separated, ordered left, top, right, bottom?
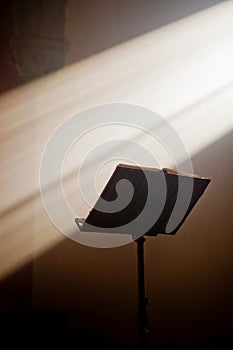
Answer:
75, 163, 211, 348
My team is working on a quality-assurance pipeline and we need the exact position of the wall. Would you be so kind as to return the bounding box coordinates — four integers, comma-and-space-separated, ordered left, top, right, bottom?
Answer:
0, 0, 224, 93
65, 0, 225, 64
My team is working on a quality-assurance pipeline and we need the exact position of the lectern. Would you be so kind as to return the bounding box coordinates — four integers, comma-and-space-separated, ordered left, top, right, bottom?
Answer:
75, 163, 211, 348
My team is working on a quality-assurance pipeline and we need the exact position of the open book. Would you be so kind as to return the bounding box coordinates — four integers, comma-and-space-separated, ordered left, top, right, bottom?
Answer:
75, 163, 211, 236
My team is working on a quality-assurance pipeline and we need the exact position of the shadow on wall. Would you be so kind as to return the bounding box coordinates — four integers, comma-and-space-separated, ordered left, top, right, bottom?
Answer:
0, 130, 232, 349
0, 0, 225, 94
0, 0, 68, 94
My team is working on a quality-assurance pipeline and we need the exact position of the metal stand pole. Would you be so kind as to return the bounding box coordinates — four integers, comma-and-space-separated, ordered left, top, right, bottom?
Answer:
136, 236, 149, 349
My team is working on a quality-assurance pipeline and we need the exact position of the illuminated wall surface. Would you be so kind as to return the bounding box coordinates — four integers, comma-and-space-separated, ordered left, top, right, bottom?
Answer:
0, 1, 233, 348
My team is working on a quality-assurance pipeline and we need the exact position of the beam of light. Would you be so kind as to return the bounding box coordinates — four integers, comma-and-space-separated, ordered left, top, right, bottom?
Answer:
0, 1, 233, 280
